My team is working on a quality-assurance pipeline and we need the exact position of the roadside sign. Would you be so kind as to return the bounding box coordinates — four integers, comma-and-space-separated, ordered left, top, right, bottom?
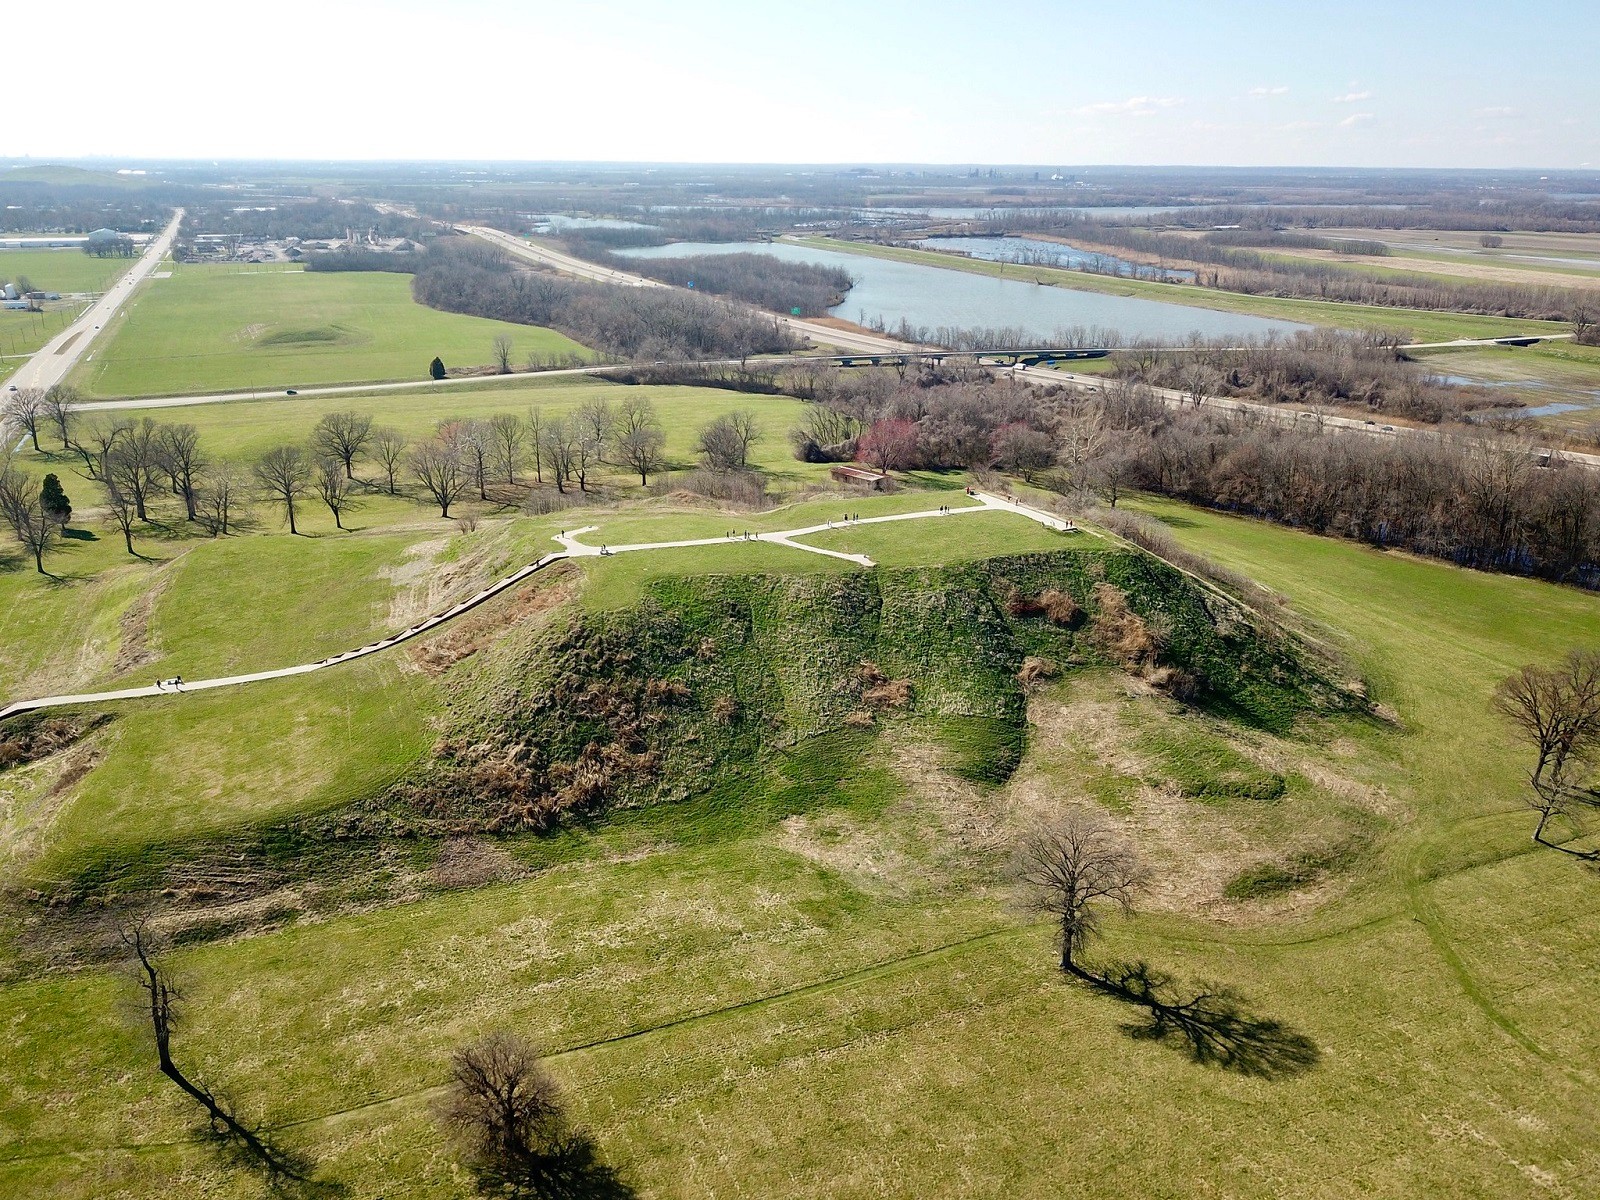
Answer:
791, 307, 802, 315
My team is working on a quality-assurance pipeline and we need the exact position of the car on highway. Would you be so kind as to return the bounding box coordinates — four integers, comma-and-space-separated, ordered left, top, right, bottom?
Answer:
286, 389, 298, 395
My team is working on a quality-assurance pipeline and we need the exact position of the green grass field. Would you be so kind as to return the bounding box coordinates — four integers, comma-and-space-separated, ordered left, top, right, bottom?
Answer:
799, 237, 1574, 343
4, 491, 1600, 1196
71, 266, 590, 397
0, 249, 135, 294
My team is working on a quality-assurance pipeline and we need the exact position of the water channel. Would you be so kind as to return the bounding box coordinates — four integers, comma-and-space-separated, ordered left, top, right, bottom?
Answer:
615, 240, 1306, 343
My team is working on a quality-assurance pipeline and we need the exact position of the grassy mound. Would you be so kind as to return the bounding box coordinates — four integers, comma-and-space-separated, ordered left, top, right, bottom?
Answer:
21, 546, 1347, 946
386, 547, 1344, 836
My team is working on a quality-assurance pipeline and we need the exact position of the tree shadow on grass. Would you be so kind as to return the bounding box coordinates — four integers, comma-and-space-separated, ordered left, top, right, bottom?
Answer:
61, 526, 98, 542
204, 1110, 347, 1198
1081, 960, 1321, 1079
471, 1132, 637, 1200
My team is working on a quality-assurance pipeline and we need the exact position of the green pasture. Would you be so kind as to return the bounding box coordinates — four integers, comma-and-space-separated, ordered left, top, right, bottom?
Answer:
70, 266, 590, 398
0, 249, 135, 294
3, 490, 1600, 1195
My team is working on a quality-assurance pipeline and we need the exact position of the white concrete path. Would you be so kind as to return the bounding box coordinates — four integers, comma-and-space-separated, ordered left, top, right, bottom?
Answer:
0, 492, 1073, 720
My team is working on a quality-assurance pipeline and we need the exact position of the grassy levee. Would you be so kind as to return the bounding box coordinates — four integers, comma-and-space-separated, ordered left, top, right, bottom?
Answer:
4, 497, 1600, 1196
795, 236, 1573, 342
72, 266, 589, 397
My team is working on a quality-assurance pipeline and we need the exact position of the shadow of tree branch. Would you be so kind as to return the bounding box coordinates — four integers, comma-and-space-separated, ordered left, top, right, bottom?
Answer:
469, 1130, 637, 1200
1079, 960, 1321, 1079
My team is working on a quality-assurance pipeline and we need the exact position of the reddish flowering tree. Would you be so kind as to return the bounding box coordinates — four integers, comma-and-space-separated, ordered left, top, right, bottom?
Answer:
856, 418, 919, 474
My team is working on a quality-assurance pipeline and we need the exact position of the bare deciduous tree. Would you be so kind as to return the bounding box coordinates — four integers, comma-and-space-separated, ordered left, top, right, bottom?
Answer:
1493, 651, 1600, 861
1016, 807, 1146, 974
539, 415, 578, 494
526, 407, 545, 484
195, 462, 246, 537
0, 458, 60, 572
4, 387, 46, 452
409, 436, 469, 518
437, 1032, 564, 1180
124, 925, 307, 1185
492, 334, 514, 374
372, 426, 407, 495
42, 385, 77, 452
253, 444, 312, 534
487, 412, 526, 485
615, 397, 667, 486
156, 423, 204, 521
696, 410, 760, 472
315, 456, 359, 530
311, 411, 374, 480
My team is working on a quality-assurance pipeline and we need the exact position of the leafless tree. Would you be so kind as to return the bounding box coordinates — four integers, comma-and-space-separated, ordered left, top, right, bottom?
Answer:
437, 1032, 564, 1179
0, 459, 59, 572
492, 334, 514, 374
101, 471, 140, 553
123, 925, 306, 1185
992, 422, 1055, 482
574, 399, 614, 463
371, 426, 407, 495
42, 385, 76, 451
253, 444, 312, 534
310, 411, 374, 480
1493, 651, 1600, 861
696, 410, 760, 472
409, 435, 469, 517
195, 462, 246, 536
4, 387, 46, 452
75, 415, 131, 480
539, 415, 578, 493
487, 412, 526, 485
156, 423, 204, 521
615, 397, 667, 486
105, 420, 161, 522
315, 456, 359, 530
460, 419, 493, 500
1016, 807, 1147, 974
526, 407, 545, 483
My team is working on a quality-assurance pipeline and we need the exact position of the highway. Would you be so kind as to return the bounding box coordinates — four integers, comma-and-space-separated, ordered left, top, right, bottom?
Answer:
4, 210, 184, 396
21, 211, 1592, 470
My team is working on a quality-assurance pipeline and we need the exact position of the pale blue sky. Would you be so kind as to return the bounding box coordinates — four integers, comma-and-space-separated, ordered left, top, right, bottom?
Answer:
9, 0, 1597, 167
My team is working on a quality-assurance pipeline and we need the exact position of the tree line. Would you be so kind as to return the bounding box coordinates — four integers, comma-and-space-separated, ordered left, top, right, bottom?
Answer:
574, 249, 853, 317
408, 238, 803, 360
1009, 219, 1595, 322
1, 386, 767, 569
759, 357, 1600, 588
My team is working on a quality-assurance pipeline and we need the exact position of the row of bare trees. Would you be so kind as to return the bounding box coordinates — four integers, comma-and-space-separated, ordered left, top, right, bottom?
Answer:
409, 238, 802, 360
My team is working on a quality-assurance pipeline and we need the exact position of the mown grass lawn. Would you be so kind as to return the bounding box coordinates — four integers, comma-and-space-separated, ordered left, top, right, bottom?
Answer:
5, 495, 1600, 1198
0, 249, 137, 294
71, 266, 590, 397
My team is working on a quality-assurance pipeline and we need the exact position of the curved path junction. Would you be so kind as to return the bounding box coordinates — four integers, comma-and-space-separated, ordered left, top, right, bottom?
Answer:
0, 492, 1072, 721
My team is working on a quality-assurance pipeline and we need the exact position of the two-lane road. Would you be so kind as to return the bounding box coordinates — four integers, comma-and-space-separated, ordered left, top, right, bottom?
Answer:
5, 209, 183, 397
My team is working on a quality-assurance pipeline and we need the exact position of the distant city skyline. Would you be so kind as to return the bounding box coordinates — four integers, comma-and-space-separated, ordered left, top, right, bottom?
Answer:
10, 0, 1597, 169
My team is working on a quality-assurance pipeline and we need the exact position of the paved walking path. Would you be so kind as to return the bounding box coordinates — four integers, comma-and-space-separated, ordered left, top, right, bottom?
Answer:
0, 493, 1073, 720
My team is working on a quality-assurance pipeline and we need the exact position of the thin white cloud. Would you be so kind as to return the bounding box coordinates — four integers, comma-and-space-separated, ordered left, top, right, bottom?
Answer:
1278, 120, 1321, 132
1339, 111, 1375, 128
1476, 106, 1516, 118
1072, 95, 1184, 118
1248, 86, 1289, 98
1333, 90, 1373, 103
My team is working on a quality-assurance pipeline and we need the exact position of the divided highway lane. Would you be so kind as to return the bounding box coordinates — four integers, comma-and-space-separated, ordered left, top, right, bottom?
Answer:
4, 210, 184, 396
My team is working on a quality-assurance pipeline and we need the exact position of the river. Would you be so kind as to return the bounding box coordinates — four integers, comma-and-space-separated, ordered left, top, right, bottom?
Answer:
615, 240, 1305, 343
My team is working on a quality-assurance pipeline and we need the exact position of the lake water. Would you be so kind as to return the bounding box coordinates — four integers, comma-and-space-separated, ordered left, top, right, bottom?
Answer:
616, 240, 1307, 343
919, 235, 1194, 281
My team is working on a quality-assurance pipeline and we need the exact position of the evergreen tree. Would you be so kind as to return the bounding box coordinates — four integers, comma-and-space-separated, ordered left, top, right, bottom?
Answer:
39, 473, 71, 525
429, 356, 447, 381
